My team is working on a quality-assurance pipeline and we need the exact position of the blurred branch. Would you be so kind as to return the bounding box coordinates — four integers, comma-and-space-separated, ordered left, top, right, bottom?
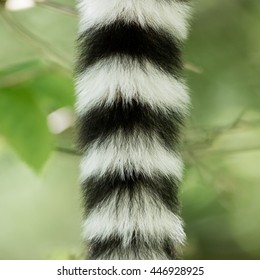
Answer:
0, 68, 42, 88
184, 62, 203, 74
55, 128, 260, 158
53, 110, 260, 157
35, 0, 77, 16
187, 150, 237, 202
55, 146, 80, 156
193, 109, 247, 134
193, 145, 260, 156
185, 110, 250, 150
0, 10, 72, 73
56, 144, 260, 157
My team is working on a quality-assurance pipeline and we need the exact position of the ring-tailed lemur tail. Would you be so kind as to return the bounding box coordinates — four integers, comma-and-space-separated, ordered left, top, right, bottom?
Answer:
75, 0, 191, 259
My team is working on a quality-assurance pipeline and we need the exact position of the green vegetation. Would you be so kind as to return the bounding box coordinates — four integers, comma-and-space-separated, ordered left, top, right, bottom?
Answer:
0, 0, 259, 259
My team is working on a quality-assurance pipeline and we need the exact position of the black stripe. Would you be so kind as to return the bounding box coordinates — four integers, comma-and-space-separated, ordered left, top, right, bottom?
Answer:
77, 98, 184, 150
82, 171, 179, 215
88, 235, 178, 260
77, 20, 183, 75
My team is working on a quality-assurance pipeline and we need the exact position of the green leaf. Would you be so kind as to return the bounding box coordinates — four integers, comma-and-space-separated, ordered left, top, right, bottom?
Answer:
29, 69, 75, 111
0, 87, 53, 172
0, 61, 75, 112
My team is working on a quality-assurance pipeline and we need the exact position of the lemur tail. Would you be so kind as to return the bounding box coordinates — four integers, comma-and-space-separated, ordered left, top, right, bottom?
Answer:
75, 0, 191, 259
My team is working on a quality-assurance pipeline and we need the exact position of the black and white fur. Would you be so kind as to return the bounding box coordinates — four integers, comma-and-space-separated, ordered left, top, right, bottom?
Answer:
75, 0, 191, 259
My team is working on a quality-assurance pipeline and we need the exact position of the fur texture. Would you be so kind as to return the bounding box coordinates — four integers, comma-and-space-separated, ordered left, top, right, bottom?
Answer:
75, 0, 191, 259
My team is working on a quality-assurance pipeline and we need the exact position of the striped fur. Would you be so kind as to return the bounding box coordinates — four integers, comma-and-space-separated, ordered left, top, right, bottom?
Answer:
75, 0, 191, 259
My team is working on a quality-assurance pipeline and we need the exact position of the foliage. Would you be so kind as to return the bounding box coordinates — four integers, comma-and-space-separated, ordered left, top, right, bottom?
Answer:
0, 7, 75, 171
0, 0, 260, 260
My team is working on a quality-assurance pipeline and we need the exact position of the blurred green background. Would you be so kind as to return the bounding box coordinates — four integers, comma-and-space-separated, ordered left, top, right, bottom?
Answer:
0, 0, 259, 260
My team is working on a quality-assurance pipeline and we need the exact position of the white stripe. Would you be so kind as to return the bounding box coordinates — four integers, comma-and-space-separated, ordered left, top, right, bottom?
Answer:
82, 188, 186, 246
80, 136, 183, 181
77, 0, 191, 40
75, 57, 190, 116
